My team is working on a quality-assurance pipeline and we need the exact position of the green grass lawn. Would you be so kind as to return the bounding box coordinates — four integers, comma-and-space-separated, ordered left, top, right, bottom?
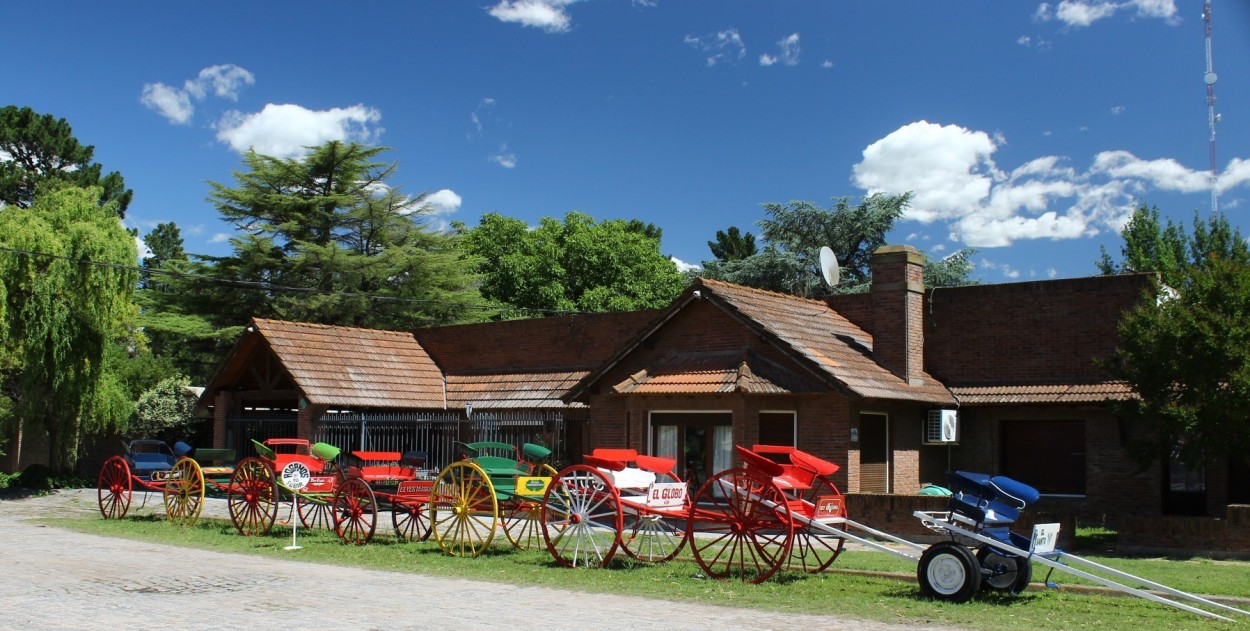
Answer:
42, 513, 1250, 631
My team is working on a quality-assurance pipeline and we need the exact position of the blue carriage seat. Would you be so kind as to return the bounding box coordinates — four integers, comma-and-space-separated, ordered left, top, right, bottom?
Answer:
945, 471, 1039, 527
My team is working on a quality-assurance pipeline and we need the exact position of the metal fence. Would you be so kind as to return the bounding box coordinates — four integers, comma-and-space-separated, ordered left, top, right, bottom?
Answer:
224, 415, 298, 459
225, 409, 583, 471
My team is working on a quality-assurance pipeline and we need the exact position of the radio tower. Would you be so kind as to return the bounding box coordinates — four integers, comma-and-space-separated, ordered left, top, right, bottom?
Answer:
1204, 0, 1219, 217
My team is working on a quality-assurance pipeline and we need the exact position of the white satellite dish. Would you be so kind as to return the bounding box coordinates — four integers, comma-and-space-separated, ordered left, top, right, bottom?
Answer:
819, 246, 840, 287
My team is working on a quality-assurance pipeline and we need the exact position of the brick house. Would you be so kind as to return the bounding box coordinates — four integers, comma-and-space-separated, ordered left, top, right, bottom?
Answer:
200, 244, 1244, 524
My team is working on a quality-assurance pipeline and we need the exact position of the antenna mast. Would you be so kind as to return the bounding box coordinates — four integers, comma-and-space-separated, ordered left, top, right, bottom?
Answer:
1203, 0, 1219, 217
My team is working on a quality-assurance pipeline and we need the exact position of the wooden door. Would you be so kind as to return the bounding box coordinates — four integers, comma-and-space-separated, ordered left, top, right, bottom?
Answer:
859, 413, 889, 493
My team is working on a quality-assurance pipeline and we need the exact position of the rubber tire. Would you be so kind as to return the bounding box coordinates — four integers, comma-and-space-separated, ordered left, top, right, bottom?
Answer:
976, 547, 1032, 595
918, 541, 982, 603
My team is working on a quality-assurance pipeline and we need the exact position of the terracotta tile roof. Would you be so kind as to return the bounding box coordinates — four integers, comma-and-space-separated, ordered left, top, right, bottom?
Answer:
613, 350, 819, 395
950, 382, 1135, 405
698, 278, 955, 404
252, 318, 445, 409
446, 371, 589, 409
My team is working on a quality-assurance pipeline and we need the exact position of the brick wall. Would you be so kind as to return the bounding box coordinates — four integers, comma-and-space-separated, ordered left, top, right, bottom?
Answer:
1118, 505, 1250, 558
923, 274, 1154, 384
949, 405, 1163, 525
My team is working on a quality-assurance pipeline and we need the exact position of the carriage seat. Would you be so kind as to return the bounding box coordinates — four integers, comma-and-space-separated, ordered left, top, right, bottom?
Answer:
945, 471, 1040, 526
587, 448, 679, 489
350, 451, 413, 481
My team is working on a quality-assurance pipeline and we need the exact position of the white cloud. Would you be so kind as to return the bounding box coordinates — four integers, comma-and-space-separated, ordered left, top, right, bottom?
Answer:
852, 120, 1247, 248
1034, 0, 1177, 28
685, 29, 746, 67
820, 60, 833, 69
776, 33, 801, 66
1110, 105, 1125, 115
135, 234, 152, 262
424, 189, 463, 215
761, 33, 801, 67
491, 144, 518, 169
188, 64, 255, 100
141, 64, 254, 125
208, 232, 231, 243
670, 256, 700, 273
140, 83, 194, 124
215, 103, 383, 159
488, 0, 582, 33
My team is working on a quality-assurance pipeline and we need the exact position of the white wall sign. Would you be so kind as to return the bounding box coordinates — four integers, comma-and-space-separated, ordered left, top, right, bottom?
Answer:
281, 461, 311, 491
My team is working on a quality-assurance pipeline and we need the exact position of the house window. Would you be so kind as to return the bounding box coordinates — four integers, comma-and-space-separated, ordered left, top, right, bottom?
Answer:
650, 412, 732, 490
1000, 420, 1085, 495
758, 411, 796, 447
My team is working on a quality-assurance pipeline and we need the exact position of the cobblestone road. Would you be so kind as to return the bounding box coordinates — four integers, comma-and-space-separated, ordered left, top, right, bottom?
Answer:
0, 489, 962, 631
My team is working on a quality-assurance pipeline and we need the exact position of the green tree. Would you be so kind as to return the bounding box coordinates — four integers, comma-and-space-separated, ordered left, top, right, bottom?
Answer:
459, 211, 687, 314
140, 222, 186, 289
0, 106, 132, 216
171, 141, 484, 332
0, 186, 138, 470
1096, 204, 1248, 285
130, 374, 202, 442
1106, 256, 1250, 467
702, 193, 975, 297
707, 226, 757, 262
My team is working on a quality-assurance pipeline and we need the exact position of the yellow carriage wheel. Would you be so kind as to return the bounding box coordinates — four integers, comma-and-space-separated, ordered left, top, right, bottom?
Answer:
163, 458, 205, 526
429, 461, 498, 557
502, 463, 558, 550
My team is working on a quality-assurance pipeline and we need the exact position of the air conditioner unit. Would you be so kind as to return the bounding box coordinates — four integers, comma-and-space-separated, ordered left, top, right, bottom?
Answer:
924, 409, 958, 444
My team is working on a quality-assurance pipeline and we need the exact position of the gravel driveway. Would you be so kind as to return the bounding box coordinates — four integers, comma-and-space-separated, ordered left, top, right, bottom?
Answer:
0, 489, 961, 631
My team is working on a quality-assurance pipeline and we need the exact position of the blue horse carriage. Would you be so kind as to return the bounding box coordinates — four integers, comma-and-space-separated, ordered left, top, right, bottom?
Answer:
913, 470, 1249, 621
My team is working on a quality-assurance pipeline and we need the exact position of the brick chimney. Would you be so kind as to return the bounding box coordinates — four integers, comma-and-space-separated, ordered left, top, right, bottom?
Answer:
870, 245, 926, 385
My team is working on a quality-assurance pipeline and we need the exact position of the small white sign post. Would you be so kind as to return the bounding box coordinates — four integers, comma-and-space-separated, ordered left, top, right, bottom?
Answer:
281, 461, 311, 551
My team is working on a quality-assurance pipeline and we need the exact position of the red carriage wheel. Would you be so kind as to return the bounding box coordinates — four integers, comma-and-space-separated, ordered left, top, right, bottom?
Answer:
687, 468, 795, 583
392, 500, 431, 541
298, 498, 334, 530
620, 510, 687, 563
540, 465, 622, 568
227, 457, 278, 536
786, 474, 846, 573
97, 456, 133, 519
333, 477, 378, 545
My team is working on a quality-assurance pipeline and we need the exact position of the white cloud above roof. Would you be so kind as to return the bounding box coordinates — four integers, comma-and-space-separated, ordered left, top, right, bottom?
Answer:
852, 119, 1244, 248
215, 103, 382, 159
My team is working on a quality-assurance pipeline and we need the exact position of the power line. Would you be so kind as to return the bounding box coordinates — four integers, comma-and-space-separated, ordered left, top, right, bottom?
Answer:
0, 245, 591, 318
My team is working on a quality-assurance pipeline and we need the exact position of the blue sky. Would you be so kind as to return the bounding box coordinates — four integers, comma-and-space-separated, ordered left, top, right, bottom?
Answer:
3, 0, 1249, 282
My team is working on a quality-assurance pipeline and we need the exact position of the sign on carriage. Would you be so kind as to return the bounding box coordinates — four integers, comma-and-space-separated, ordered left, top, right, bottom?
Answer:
646, 482, 687, 508
1030, 522, 1060, 554
516, 476, 551, 497
814, 495, 844, 519
281, 461, 311, 491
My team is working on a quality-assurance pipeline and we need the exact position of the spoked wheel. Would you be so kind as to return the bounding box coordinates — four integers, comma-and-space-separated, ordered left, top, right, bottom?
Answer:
298, 498, 335, 530
333, 477, 378, 545
430, 461, 499, 557
392, 499, 431, 542
620, 508, 687, 563
687, 468, 794, 583
786, 476, 846, 573
227, 457, 278, 536
503, 463, 558, 550
163, 458, 205, 526
976, 547, 1032, 595
918, 541, 982, 603
97, 456, 133, 519
540, 465, 622, 568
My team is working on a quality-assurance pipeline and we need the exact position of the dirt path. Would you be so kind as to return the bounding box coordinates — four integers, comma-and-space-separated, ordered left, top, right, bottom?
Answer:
0, 489, 962, 631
